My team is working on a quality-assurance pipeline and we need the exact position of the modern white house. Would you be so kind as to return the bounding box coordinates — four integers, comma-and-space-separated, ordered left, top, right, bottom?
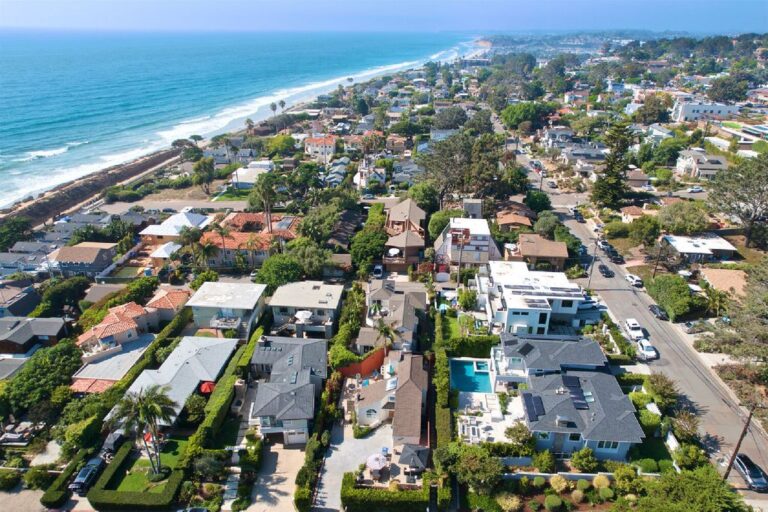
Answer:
304, 136, 336, 164
433, 218, 502, 268
231, 160, 274, 189
477, 261, 587, 335
671, 100, 739, 122
661, 234, 738, 264
187, 282, 267, 338
269, 281, 344, 338
675, 149, 728, 180
139, 212, 212, 243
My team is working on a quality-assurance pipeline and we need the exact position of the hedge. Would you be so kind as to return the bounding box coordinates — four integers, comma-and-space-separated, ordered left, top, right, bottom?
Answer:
444, 335, 500, 358
40, 448, 93, 507
237, 326, 265, 377
340, 471, 450, 512
180, 344, 245, 468
607, 354, 634, 365
87, 442, 185, 510
615, 373, 648, 390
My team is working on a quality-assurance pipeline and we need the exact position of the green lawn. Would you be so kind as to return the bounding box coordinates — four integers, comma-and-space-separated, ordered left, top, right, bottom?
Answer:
210, 416, 241, 449
444, 315, 461, 340
608, 237, 638, 256
194, 330, 217, 337
629, 437, 672, 463
214, 188, 250, 201
115, 437, 189, 493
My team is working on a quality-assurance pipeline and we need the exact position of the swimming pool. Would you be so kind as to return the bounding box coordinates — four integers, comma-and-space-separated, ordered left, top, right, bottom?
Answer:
450, 359, 492, 393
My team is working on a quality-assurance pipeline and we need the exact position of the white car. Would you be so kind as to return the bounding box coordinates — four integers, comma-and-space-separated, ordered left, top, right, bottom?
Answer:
624, 318, 646, 341
625, 274, 643, 287
687, 186, 704, 193
636, 339, 659, 360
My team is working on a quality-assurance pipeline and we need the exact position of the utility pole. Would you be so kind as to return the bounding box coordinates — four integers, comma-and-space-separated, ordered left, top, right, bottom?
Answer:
586, 239, 599, 290
724, 403, 757, 480
652, 242, 665, 279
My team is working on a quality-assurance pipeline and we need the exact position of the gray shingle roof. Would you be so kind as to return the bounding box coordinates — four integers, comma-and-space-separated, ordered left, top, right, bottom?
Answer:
523, 371, 645, 444
500, 333, 607, 371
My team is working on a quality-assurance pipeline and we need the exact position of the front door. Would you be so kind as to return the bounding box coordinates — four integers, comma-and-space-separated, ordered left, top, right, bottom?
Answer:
553, 433, 565, 455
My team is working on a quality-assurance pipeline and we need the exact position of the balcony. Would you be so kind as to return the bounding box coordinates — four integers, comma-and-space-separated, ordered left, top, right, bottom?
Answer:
383, 255, 420, 266
210, 315, 242, 330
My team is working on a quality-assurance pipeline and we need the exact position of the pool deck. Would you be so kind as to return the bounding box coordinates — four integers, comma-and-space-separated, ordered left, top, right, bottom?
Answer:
456, 391, 525, 444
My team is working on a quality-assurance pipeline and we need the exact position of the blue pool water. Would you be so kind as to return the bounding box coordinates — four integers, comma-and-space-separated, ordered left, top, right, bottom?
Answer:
450, 359, 492, 393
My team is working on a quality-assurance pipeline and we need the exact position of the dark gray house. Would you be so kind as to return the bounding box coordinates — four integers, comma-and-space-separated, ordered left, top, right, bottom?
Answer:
52, 242, 117, 277
0, 316, 67, 355
248, 336, 328, 445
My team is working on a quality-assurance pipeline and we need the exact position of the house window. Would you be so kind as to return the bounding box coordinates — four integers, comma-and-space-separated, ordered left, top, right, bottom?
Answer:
538, 313, 547, 324
279, 307, 289, 314
315, 309, 325, 316
597, 441, 619, 450
562, 300, 573, 308
508, 357, 522, 364
366, 409, 377, 418
537, 432, 550, 440
569, 433, 581, 442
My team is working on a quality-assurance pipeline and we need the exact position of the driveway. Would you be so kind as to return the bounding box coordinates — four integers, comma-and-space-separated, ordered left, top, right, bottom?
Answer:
313, 423, 393, 512
248, 442, 304, 512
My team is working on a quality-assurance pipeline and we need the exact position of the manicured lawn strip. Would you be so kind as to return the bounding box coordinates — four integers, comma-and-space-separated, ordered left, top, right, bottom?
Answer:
630, 437, 672, 463
114, 437, 189, 493
210, 416, 241, 449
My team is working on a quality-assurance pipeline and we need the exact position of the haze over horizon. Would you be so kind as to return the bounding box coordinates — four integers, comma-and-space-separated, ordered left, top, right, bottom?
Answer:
1, 0, 766, 34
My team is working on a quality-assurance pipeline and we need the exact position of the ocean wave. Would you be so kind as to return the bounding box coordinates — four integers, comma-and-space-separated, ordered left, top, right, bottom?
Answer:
155, 40, 478, 144
12, 141, 88, 162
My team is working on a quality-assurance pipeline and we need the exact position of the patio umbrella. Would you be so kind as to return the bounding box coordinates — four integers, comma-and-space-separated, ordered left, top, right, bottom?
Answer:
200, 381, 216, 394
366, 453, 387, 472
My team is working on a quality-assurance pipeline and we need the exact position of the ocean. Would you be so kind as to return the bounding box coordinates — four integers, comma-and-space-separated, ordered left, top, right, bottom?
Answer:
0, 31, 475, 208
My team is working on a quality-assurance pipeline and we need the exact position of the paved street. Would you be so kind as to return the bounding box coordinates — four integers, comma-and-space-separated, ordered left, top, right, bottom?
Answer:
545, 185, 768, 503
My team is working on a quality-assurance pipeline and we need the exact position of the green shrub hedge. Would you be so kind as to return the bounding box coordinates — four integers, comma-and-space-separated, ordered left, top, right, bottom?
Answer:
340, 472, 450, 512
444, 335, 500, 358
237, 326, 265, 377
607, 354, 634, 365
40, 448, 93, 508
615, 373, 647, 390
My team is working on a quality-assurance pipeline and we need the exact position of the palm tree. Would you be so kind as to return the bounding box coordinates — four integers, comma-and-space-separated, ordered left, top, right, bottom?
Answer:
245, 234, 262, 267
704, 286, 730, 318
270, 102, 277, 118
375, 319, 396, 351
245, 118, 255, 133
279, 100, 286, 112
113, 385, 177, 475
250, 174, 279, 234
210, 223, 232, 252
196, 241, 219, 269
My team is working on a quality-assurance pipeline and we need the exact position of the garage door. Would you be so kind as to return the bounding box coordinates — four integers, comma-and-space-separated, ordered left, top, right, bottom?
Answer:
285, 430, 307, 445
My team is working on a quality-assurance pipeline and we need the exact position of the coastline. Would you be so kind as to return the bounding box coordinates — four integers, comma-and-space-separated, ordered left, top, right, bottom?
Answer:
0, 38, 482, 210
0, 38, 481, 221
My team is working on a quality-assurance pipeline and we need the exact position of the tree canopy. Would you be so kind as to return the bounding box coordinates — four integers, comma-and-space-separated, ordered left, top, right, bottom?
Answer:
591, 120, 631, 209
500, 102, 557, 131
255, 254, 304, 294
658, 201, 709, 235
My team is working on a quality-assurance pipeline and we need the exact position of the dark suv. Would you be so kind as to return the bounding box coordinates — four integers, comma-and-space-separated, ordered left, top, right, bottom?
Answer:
68, 457, 105, 495
648, 304, 669, 321
598, 264, 614, 278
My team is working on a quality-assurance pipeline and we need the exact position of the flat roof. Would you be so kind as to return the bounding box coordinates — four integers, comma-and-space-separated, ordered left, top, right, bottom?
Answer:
663, 234, 737, 255
72, 335, 154, 381
449, 217, 491, 236
269, 280, 344, 310
187, 282, 267, 310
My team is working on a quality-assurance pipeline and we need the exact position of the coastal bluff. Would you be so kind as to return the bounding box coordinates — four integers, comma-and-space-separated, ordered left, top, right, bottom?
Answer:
0, 148, 181, 227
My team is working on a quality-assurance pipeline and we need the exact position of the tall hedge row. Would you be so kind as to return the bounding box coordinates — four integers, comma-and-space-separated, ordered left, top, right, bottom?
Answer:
340, 471, 450, 512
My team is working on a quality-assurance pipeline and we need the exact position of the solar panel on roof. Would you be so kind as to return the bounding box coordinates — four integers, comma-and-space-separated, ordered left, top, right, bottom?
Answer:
275, 217, 295, 230
532, 396, 545, 417
562, 375, 580, 388
518, 343, 534, 356
522, 393, 538, 422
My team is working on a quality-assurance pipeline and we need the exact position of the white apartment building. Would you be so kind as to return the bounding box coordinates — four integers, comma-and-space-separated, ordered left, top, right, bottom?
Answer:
671, 100, 739, 122
433, 218, 502, 268
477, 261, 586, 335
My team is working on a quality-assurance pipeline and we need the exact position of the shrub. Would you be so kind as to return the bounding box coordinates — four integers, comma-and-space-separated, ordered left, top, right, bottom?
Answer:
604, 221, 630, 239
634, 458, 659, 473
673, 443, 709, 470
549, 474, 570, 493
533, 476, 547, 489
645, 373, 679, 413
646, 274, 704, 321
544, 494, 563, 511
629, 391, 653, 410
0, 469, 21, 491
592, 474, 610, 489
496, 492, 523, 512
576, 478, 591, 491
533, 450, 555, 473
658, 460, 675, 473
24, 466, 55, 490
598, 487, 615, 501
40, 448, 92, 508
639, 409, 662, 437
528, 498, 541, 511
571, 489, 585, 503
570, 447, 598, 473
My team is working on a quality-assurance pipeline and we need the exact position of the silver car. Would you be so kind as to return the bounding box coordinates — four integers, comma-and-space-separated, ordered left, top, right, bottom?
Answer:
734, 453, 768, 492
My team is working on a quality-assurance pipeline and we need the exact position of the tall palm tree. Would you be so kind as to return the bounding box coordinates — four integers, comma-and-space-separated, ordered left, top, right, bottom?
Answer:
196, 241, 219, 269
270, 102, 277, 118
245, 118, 255, 133
210, 223, 232, 252
375, 318, 396, 352
113, 385, 177, 475
250, 174, 280, 234
279, 99, 286, 112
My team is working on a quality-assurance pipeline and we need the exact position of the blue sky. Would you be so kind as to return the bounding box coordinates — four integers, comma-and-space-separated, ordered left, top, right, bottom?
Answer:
1, 0, 766, 33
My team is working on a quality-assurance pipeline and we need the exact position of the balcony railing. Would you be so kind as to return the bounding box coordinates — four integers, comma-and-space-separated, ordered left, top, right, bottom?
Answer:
211, 316, 242, 330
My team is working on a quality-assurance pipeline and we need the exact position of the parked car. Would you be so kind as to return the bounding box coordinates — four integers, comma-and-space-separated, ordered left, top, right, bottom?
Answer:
734, 453, 768, 492
372, 264, 384, 279
598, 264, 614, 278
362, 194, 375, 200
687, 186, 704, 193
597, 240, 611, 250
649, 304, 669, 321
636, 339, 659, 361
624, 318, 646, 341
177, 508, 211, 512
68, 457, 105, 495
161, 208, 177, 213
547, 180, 558, 188
625, 274, 643, 287
575, 215, 586, 223
610, 254, 625, 264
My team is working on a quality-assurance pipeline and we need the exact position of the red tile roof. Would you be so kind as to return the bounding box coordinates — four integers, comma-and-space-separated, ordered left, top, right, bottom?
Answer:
70, 378, 116, 394
146, 289, 190, 311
